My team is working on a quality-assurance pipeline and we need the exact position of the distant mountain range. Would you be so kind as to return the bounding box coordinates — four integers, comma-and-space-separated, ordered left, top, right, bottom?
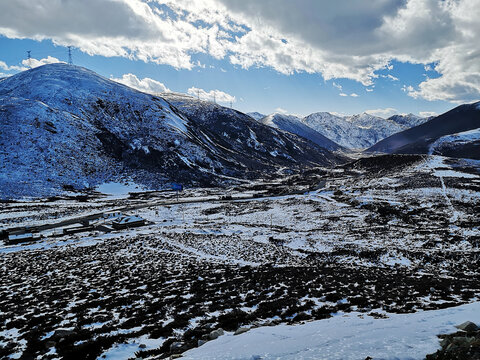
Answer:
246, 112, 265, 121
258, 113, 343, 151
301, 112, 426, 149
0, 64, 345, 199
368, 102, 480, 160
1, 63, 478, 199
249, 111, 427, 150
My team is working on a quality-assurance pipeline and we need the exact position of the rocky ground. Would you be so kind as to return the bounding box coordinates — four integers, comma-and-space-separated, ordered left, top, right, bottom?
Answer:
0, 154, 479, 359
426, 321, 480, 360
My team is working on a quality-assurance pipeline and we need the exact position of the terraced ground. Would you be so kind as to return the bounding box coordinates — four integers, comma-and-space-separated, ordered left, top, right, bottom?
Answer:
0, 155, 479, 359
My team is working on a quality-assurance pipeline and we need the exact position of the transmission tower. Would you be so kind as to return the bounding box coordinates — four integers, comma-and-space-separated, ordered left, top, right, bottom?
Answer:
27, 51, 31, 68
197, 89, 200, 100
68, 46, 73, 65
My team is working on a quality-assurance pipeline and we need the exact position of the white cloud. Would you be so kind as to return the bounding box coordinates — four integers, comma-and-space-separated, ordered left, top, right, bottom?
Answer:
350, 93, 359, 97
365, 107, 398, 118
366, 88, 374, 92
339, 93, 348, 97
274, 107, 288, 114
22, 56, 63, 69
1, 0, 480, 102
332, 82, 343, 91
187, 86, 235, 104
386, 74, 399, 81
111, 73, 170, 94
419, 111, 438, 117
0, 60, 26, 72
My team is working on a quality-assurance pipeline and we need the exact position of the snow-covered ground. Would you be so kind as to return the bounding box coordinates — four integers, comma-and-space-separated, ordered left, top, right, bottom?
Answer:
95, 181, 150, 198
429, 127, 480, 155
184, 302, 480, 360
0, 155, 479, 359
302, 112, 426, 149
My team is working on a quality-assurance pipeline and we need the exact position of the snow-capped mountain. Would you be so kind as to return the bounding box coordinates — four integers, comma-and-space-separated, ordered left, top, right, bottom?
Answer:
259, 113, 342, 151
162, 92, 344, 169
429, 128, 480, 160
247, 112, 265, 121
387, 113, 427, 128
301, 112, 427, 150
302, 112, 394, 149
368, 102, 480, 159
0, 64, 344, 199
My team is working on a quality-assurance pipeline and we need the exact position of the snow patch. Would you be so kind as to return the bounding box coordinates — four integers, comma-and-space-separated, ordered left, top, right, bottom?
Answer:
184, 301, 480, 360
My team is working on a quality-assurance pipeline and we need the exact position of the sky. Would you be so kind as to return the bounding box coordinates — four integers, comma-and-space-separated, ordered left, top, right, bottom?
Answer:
1, 0, 479, 118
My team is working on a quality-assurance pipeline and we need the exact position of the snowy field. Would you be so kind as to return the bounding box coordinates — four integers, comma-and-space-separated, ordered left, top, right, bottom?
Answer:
184, 302, 480, 360
0, 155, 479, 359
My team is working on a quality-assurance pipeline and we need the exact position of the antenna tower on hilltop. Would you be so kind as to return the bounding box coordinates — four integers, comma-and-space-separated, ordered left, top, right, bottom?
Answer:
68, 46, 73, 65
27, 51, 31, 68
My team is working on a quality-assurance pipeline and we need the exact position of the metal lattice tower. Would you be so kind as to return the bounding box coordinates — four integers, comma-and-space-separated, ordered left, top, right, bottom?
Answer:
27, 51, 31, 68
68, 46, 73, 65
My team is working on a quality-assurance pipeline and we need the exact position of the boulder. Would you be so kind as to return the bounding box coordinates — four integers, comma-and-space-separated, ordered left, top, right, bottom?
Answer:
234, 327, 249, 336
170, 342, 183, 352
53, 329, 75, 339
197, 339, 207, 347
208, 328, 225, 340
455, 321, 478, 332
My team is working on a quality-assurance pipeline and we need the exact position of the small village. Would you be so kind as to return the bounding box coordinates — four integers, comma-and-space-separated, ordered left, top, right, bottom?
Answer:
2, 211, 148, 245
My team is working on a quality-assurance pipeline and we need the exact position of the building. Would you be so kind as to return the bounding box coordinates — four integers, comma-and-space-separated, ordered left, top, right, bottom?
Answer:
112, 215, 146, 230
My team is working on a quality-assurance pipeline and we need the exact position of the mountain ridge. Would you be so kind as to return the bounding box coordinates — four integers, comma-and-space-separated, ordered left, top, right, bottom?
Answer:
258, 112, 343, 151
0, 64, 344, 199
367, 102, 480, 158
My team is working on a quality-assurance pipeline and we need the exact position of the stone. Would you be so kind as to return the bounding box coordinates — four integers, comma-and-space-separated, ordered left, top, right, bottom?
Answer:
234, 327, 249, 336
439, 338, 450, 348
170, 355, 183, 359
451, 336, 474, 346
53, 329, 75, 338
208, 328, 225, 340
139, 343, 147, 349
170, 342, 183, 352
455, 321, 479, 332
197, 339, 207, 347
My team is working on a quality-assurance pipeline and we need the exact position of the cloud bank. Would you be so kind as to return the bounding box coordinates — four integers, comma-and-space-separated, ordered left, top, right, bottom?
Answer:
111, 73, 170, 94
0, 0, 479, 102
187, 86, 235, 104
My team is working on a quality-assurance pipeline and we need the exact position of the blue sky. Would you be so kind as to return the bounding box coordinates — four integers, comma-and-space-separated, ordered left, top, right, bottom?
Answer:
1, 0, 479, 118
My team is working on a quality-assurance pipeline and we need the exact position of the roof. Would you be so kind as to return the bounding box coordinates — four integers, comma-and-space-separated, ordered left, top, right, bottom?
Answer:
8, 233, 33, 240
113, 215, 145, 225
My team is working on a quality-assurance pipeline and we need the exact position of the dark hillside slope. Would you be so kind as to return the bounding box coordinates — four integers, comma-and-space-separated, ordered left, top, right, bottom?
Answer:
367, 102, 480, 158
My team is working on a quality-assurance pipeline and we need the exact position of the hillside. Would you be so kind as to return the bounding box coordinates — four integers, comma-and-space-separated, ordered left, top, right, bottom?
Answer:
0, 64, 344, 199
259, 113, 343, 151
301, 112, 425, 149
246, 112, 265, 121
367, 102, 480, 158
161, 93, 343, 169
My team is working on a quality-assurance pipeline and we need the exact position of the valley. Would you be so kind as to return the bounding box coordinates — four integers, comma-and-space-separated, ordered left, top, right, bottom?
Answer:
1, 155, 479, 359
